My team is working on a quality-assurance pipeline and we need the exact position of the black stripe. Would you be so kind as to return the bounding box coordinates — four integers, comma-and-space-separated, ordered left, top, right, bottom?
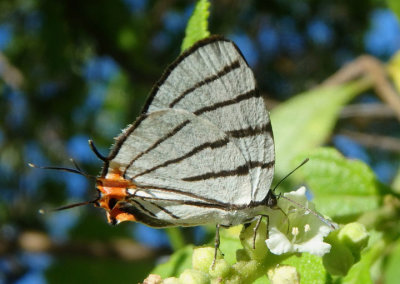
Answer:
128, 199, 157, 217
182, 165, 249, 181
252, 161, 275, 169
103, 36, 251, 178
119, 203, 174, 228
138, 196, 269, 211
139, 196, 229, 210
143, 36, 243, 114
135, 183, 226, 204
182, 160, 275, 182
124, 120, 191, 176
150, 202, 180, 219
169, 60, 241, 108
227, 122, 272, 138
193, 89, 260, 115
133, 137, 230, 178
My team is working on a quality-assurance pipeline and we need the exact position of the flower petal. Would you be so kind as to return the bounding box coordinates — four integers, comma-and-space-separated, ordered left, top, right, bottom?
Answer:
266, 227, 293, 255
265, 187, 336, 256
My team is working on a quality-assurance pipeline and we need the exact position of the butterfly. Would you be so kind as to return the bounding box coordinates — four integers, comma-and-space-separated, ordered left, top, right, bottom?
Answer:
32, 36, 279, 265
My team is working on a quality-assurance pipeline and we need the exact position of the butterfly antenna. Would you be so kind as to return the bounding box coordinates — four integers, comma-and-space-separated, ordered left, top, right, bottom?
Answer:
280, 194, 338, 230
39, 199, 98, 214
272, 158, 309, 192
70, 158, 82, 172
28, 163, 96, 180
88, 139, 108, 162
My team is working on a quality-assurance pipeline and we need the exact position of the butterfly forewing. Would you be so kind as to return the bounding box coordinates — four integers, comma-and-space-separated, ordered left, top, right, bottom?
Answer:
144, 37, 275, 202
103, 37, 275, 226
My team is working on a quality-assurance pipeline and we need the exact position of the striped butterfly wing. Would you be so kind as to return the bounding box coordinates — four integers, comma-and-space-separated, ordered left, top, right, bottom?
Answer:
103, 36, 275, 226
107, 109, 253, 225
142, 37, 275, 202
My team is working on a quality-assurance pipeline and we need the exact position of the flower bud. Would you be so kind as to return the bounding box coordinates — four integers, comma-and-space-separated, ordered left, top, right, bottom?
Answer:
163, 277, 180, 284
268, 265, 300, 284
208, 259, 231, 278
323, 231, 355, 276
239, 221, 268, 261
338, 222, 369, 255
192, 246, 218, 272
179, 269, 209, 284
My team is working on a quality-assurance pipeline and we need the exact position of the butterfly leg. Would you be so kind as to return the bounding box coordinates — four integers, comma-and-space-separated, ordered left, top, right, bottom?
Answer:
211, 224, 220, 269
265, 214, 270, 239
252, 214, 272, 248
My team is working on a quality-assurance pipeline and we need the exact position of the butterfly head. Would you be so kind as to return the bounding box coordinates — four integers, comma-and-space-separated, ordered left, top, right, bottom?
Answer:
265, 190, 278, 208
96, 168, 137, 225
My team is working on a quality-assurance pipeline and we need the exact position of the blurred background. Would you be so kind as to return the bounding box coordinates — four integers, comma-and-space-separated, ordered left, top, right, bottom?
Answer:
0, 0, 399, 283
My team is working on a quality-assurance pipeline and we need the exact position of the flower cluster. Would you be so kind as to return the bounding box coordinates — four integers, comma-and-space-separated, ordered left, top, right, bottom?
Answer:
265, 187, 335, 256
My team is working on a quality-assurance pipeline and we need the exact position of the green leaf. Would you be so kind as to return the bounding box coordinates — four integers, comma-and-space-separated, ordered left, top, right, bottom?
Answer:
181, 0, 210, 52
165, 227, 186, 251
387, 0, 400, 20
253, 275, 269, 284
281, 253, 327, 283
341, 236, 385, 284
392, 167, 400, 193
271, 81, 369, 178
151, 245, 194, 278
297, 147, 382, 218
384, 238, 400, 284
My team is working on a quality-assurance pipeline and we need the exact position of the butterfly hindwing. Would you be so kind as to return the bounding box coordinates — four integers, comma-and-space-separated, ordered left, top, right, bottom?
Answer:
107, 109, 254, 224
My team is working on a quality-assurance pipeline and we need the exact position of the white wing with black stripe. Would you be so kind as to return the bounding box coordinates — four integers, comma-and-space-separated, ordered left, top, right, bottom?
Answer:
102, 36, 275, 226
142, 37, 275, 202
111, 109, 252, 205
107, 109, 256, 225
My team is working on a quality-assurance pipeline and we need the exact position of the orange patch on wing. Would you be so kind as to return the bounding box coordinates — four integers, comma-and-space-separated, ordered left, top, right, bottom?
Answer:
106, 208, 137, 223
96, 167, 137, 223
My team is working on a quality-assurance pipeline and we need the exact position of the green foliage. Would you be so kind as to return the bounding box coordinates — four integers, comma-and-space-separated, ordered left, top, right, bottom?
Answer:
387, 0, 400, 20
392, 169, 400, 193
341, 233, 385, 284
271, 81, 369, 178
384, 238, 400, 283
181, 0, 210, 52
151, 245, 194, 278
282, 253, 327, 283
323, 223, 370, 276
165, 227, 187, 251
297, 147, 383, 219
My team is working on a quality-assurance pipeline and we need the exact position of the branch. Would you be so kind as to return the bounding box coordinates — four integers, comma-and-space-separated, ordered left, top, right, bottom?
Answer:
340, 103, 395, 119
322, 55, 400, 121
339, 130, 400, 153
0, 51, 24, 89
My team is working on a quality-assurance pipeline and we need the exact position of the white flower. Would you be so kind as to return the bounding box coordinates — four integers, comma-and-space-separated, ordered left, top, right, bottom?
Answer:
265, 187, 336, 256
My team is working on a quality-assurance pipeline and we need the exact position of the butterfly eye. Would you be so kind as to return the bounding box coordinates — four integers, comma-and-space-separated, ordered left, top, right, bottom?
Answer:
108, 198, 118, 210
